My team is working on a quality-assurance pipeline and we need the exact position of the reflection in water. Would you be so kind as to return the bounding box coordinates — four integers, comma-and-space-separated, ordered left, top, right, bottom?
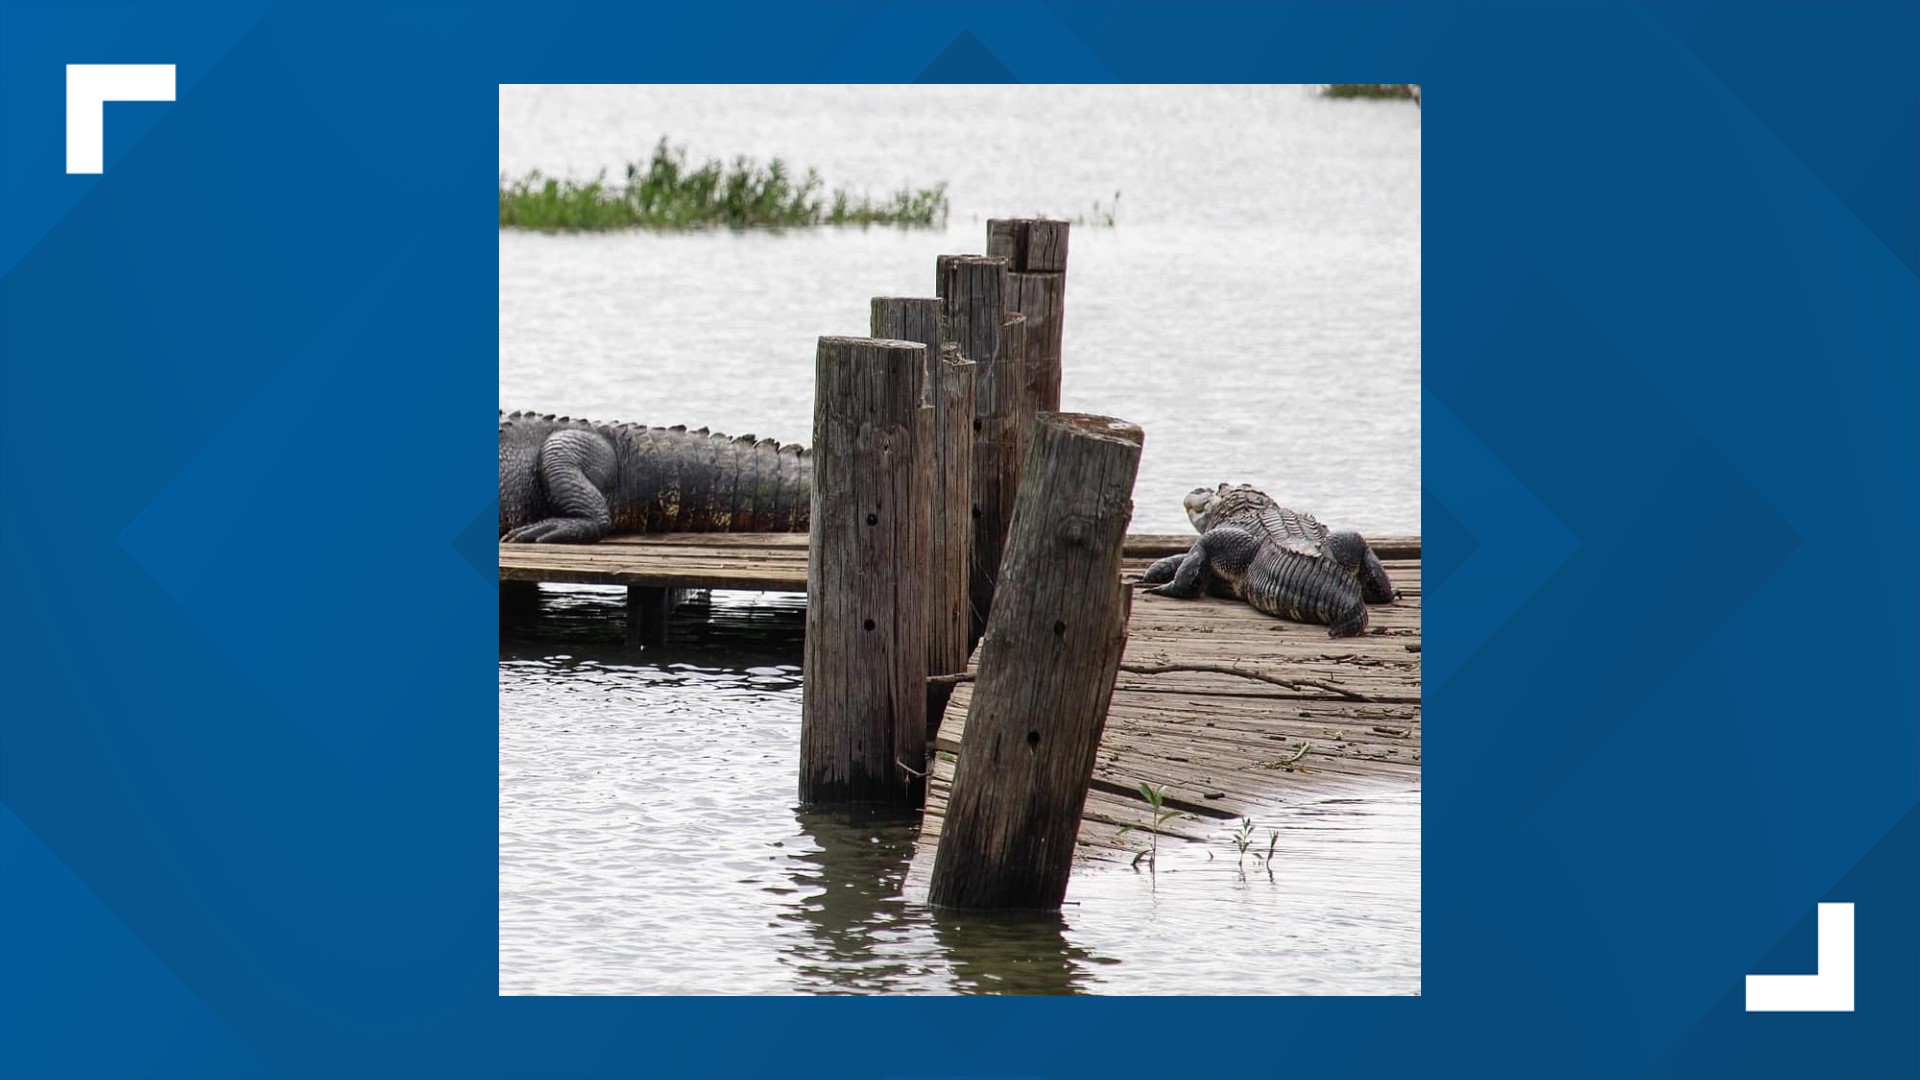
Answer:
778, 807, 1108, 995
501, 586, 806, 655
777, 807, 927, 994
930, 909, 1099, 997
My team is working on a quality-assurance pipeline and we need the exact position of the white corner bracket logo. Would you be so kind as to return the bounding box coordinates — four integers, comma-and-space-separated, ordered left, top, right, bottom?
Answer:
1746, 902, 1854, 1012
66, 64, 175, 174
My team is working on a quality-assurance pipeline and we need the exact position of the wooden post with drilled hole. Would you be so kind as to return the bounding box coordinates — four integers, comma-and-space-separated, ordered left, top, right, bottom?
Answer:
987, 218, 1069, 421
871, 298, 976, 732
936, 254, 1027, 642
927, 412, 1142, 910
800, 337, 932, 806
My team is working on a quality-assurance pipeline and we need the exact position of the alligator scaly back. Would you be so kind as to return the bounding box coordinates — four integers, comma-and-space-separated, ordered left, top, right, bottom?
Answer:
499, 410, 812, 542
1181, 482, 1397, 603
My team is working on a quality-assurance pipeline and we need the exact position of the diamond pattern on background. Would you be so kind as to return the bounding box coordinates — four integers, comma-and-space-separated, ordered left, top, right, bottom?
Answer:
1419, 493, 1478, 594
1645, 3, 1919, 275
0, 804, 271, 1079
914, 30, 1018, 83
1420, 401, 1576, 688
456, 500, 501, 581
1657, 804, 1920, 1078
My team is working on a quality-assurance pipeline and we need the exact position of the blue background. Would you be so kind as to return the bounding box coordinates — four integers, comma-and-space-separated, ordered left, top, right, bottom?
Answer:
2, 2, 1915, 1078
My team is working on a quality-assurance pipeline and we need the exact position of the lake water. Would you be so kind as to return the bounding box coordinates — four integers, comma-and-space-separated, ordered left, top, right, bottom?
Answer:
499, 85, 1420, 995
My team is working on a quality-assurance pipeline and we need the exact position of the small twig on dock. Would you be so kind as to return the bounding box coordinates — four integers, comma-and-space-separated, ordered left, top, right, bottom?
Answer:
931, 663, 1372, 701
1116, 662, 1373, 702
1258, 742, 1314, 771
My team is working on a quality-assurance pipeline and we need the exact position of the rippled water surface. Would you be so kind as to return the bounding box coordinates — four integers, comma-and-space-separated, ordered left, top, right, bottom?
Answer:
500, 86, 1420, 995
501, 593, 1418, 996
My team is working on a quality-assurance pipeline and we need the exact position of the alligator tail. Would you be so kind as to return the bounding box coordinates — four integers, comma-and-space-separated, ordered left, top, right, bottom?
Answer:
615, 424, 811, 532
1242, 545, 1370, 637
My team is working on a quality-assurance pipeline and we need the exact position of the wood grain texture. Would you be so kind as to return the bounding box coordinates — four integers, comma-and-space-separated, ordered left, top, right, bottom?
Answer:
936, 255, 1025, 642
871, 301, 976, 726
927, 412, 1144, 911
987, 217, 1070, 273
928, 344, 976, 721
800, 336, 931, 807
987, 218, 1068, 418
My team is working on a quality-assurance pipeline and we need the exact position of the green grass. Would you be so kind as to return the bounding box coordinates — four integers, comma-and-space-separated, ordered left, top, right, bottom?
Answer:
499, 139, 949, 231
1322, 83, 1420, 100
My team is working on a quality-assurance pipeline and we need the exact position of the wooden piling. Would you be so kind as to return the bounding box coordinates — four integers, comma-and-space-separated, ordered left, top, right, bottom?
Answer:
936, 254, 1024, 641
926, 343, 975, 724
623, 586, 700, 646
927, 412, 1143, 911
1001, 311, 1029, 448
870, 297, 976, 729
987, 219, 1069, 417
800, 336, 931, 807
625, 585, 670, 646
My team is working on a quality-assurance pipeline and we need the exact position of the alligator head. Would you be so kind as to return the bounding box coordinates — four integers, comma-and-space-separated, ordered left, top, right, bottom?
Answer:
1183, 482, 1241, 531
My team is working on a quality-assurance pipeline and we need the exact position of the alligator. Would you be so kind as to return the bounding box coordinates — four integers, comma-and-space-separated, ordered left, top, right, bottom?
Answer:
499, 410, 811, 542
1140, 484, 1396, 637
1151, 483, 1399, 603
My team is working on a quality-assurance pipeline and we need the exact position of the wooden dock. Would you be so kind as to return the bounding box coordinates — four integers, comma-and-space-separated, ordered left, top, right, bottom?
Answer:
501, 531, 1420, 869
497, 532, 1416, 594
910, 544, 1420, 880
500, 532, 816, 593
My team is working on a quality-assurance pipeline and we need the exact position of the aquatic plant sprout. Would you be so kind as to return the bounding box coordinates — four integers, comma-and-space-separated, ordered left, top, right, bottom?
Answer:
1118, 781, 1181, 872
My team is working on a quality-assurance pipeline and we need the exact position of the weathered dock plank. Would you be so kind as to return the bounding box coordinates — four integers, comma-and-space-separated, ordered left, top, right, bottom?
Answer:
498, 544, 809, 591
497, 534, 1417, 594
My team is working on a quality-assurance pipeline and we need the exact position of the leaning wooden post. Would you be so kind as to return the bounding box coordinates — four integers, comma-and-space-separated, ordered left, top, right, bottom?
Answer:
927, 412, 1142, 910
871, 299, 976, 729
800, 337, 931, 807
936, 254, 1023, 641
987, 219, 1069, 418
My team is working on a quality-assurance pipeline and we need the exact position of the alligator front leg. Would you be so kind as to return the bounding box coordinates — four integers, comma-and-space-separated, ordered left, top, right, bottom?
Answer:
1144, 548, 1238, 598
1144, 545, 1214, 599
1141, 553, 1185, 585
1146, 529, 1260, 600
503, 429, 617, 543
